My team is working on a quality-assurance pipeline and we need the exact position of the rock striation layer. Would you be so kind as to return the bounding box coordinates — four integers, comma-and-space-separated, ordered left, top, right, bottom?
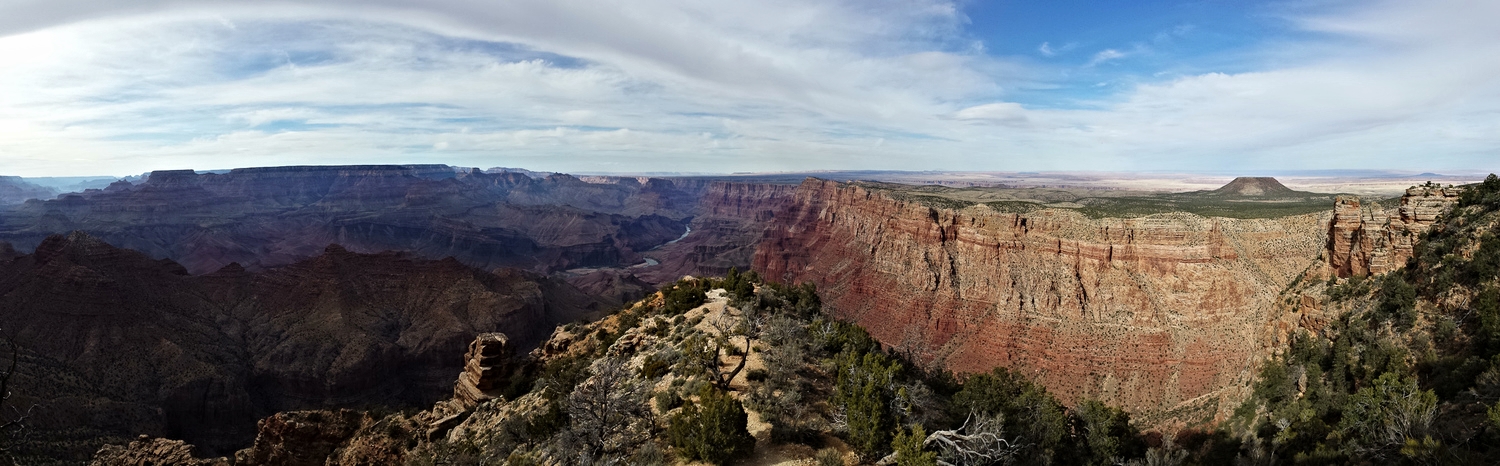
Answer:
1325, 185, 1461, 277
453, 333, 511, 405
753, 179, 1328, 424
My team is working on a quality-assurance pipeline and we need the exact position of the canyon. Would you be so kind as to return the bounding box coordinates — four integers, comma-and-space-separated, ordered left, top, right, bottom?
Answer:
0, 165, 704, 276
0, 232, 607, 460
0, 166, 1467, 462
0, 176, 54, 206
752, 179, 1339, 425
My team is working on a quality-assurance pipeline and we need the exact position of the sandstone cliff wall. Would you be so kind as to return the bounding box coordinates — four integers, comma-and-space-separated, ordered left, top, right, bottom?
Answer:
1326, 185, 1461, 277
753, 179, 1328, 423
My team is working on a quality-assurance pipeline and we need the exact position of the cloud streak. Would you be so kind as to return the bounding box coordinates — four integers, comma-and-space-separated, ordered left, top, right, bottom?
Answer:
0, 0, 1496, 176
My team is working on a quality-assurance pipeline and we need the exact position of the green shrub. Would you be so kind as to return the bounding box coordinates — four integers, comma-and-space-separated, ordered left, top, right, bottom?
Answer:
746, 369, 768, 382
655, 391, 683, 413
668, 386, 755, 465
1069, 400, 1144, 466
813, 319, 878, 356
663, 280, 708, 314
891, 425, 936, 466
1458, 174, 1500, 212
1376, 272, 1418, 329
952, 367, 1068, 456
814, 448, 844, 466
1338, 372, 1437, 457
834, 350, 902, 459
640, 355, 671, 379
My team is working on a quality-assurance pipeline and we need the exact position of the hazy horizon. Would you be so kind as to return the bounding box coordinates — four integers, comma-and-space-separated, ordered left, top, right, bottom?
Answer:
11, 164, 1490, 198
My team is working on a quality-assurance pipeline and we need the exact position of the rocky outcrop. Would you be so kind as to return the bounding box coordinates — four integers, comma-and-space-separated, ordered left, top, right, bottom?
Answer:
1326, 185, 1461, 277
753, 179, 1327, 424
453, 333, 512, 405
89, 436, 230, 466
0, 165, 698, 274
0, 233, 606, 460
233, 410, 366, 466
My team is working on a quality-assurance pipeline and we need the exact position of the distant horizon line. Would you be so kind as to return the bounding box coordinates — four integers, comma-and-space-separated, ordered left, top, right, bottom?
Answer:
9, 164, 1495, 181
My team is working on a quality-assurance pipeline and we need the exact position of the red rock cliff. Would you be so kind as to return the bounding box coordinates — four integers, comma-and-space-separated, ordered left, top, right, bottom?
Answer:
1326, 185, 1460, 277
753, 179, 1327, 424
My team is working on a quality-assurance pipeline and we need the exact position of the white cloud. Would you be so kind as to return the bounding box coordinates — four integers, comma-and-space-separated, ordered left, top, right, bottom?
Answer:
954, 102, 1027, 123
0, 0, 1496, 176
1087, 49, 1127, 66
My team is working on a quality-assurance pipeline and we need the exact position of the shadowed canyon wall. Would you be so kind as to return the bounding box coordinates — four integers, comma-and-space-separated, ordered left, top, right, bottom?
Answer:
753, 179, 1331, 424
0, 232, 606, 459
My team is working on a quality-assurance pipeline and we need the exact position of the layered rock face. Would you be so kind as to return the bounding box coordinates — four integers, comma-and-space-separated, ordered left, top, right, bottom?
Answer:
1326, 185, 1461, 277
754, 179, 1327, 422
453, 333, 511, 405
0, 233, 605, 460
0, 165, 699, 274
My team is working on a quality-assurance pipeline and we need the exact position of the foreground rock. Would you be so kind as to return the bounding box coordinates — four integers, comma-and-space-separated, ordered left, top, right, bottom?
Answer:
89, 437, 229, 466
453, 333, 512, 405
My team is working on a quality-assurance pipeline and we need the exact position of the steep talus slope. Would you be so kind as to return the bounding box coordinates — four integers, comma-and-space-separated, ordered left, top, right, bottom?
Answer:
0, 233, 606, 460
753, 179, 1329, 423
0, 165, 698, 274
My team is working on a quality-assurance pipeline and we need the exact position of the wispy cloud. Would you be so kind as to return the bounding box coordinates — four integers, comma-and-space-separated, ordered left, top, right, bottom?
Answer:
0, 0, 1496, 176
1087, 48, 1128, 66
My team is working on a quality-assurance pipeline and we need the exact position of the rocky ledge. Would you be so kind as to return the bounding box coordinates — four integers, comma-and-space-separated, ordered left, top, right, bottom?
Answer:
1326, 184, 1461, 277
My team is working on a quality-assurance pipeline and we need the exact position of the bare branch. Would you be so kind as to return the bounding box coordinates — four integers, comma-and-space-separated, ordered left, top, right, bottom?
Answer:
879, 411, 1028, 466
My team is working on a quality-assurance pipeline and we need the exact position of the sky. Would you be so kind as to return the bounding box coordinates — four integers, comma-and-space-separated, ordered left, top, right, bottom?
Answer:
0, 0, 1496, 177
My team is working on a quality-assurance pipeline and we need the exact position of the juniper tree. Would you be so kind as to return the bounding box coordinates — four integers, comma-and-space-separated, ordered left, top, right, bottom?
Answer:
560, 356, 654, 463
667, 385, 754, 465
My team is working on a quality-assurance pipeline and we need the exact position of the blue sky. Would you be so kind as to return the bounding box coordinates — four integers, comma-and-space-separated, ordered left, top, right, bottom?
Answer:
0, 0, 1496, 176
965, 0, 1276, 104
